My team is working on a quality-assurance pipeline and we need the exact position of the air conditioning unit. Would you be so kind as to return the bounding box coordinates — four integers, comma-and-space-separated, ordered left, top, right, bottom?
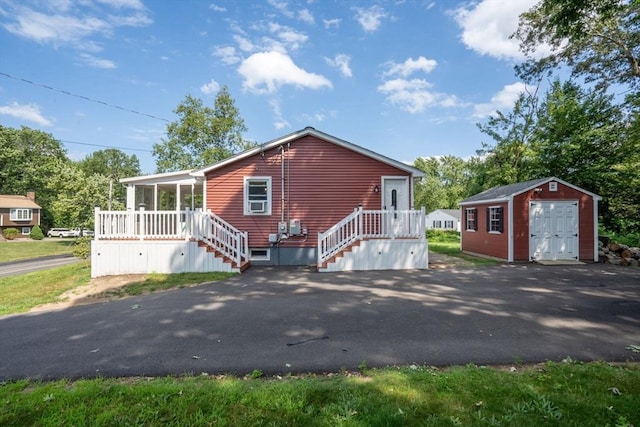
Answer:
249, 201, 266, 213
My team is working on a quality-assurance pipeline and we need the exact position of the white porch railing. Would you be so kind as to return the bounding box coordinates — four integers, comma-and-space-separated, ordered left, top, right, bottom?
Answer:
94, 207, 248, 266
317, 206, 426, 267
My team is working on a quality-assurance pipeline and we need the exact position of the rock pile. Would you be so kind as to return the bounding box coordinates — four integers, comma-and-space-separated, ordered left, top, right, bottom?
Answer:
599, 240, 640, 266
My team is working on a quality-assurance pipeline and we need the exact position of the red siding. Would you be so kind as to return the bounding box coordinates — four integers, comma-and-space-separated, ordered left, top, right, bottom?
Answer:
461, 202, 509, 259
205, 135, 411, 248
513, 182, 596, 261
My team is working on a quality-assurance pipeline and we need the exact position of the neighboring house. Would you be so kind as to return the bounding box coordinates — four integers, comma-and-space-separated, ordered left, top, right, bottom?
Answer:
458, 177, 601, 263
425, 209, 461, 232
92, 127, 428, 277
0, 192, 41, 237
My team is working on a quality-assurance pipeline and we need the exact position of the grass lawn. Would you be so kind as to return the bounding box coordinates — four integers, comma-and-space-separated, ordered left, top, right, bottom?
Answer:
0, 240, 74, 263
428, 231, 498, 266
1, 362, 638, 426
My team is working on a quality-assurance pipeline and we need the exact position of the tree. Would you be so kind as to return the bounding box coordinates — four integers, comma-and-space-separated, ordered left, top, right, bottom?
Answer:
78, 148, 141, 209
473, 86, 540, 191
0, 125, 70, 229
153, 87, 250, 172
413, 156, 472, 212
514, 0, 640, 92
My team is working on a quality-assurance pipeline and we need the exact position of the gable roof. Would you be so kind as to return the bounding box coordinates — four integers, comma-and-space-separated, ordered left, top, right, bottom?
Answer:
440, 209, 461, 220
459, 177, 601, 206
191, 127, 424, 178
0, 195, 41, 209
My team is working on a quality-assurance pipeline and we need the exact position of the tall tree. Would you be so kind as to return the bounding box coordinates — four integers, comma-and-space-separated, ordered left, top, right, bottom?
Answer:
473, 87, 540, 190
77, 148, 141, 209
413, 156, 472, 212
514, 0, 640, 92
153, 86, 250, 172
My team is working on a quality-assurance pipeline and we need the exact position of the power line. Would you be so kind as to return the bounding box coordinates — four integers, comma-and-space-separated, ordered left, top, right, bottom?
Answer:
61, 139, 153, 153
0, 71, 171, 123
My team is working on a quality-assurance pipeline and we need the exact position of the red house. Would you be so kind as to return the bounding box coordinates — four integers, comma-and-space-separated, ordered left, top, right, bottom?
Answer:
92, 128, 428, 276
458, 177, 601, 263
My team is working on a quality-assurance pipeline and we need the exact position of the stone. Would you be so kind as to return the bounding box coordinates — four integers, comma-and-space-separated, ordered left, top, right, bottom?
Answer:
629, 259, 639, 267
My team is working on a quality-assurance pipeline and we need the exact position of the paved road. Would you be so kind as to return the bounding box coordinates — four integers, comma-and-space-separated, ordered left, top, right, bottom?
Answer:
0, 255, 79, 278
1, 263, 638, 380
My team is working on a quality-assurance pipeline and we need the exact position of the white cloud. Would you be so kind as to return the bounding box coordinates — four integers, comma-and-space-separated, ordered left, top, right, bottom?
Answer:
0, 102, 53, 126
298, 9, 314, 25
96, 0, 145, 9
80, 53, 116, 68
324, 54, 352, 78
383, 56, 437, 78
3, 10, 110, 44
268, 0, 294, 18
234, 35, 256, 52
473, 82, 530, 118
268, 22, 308, 50
454, 0, 549, 61
238, 51, 332, 94
354, 6, 387, 33
200, 79, 220, 94
213, 45, 241, 64
323, 18, 340, 29
209, 3, 227, 12
378, 78, 462, 114
269, 99, 291, 130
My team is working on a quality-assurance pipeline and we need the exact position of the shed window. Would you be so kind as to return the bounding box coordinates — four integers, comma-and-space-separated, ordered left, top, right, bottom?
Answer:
244, 177, 272, 216
486, 206, 504, 233
10, 208, 32, 221
432, 220, 442, 228
444, 220, 454, 229
465, 208, 477, 231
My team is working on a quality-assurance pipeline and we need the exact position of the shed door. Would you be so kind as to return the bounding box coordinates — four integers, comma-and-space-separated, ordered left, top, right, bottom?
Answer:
383, 178, 409, 235
529, 201, 579, 261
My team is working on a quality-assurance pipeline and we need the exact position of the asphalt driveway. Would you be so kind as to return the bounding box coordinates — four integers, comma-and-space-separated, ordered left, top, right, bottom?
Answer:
1, 263, 638, 380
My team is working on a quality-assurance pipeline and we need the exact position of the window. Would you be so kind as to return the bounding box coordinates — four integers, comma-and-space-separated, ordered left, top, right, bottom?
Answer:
444, 220, 454, 229
432, 220, 442, 228
21, 227, 31, 235
465, 208, 477, 231
10, 208, 32, 221
249, 248, 270, 261
244, 177, 272, 215
549, 182, 558, 192
486, 206, 504, 233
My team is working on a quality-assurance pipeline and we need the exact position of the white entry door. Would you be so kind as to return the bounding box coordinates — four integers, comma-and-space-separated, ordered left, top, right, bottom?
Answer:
529, 201, 579, 261
383, 178, 409, 235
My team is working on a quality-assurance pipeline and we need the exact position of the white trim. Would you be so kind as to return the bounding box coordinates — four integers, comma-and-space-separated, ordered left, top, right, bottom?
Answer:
192, 128, 424, 179
507, 196, 514, 262
10, 208, 33, 221
594, 198, 599, 262
249, 248, 271, 261
120, 169, 195, 184
381, 176, 410, 211
243, 176, 272, 216
487, 205, 503, 233
529, 200, 580, 261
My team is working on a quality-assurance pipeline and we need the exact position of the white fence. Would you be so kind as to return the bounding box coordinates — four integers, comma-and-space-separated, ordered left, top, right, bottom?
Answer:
94, 207, 248, 266
318, 207, 426, 267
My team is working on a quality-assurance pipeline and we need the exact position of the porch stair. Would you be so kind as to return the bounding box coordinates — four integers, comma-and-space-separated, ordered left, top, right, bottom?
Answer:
197, 240, 251, 272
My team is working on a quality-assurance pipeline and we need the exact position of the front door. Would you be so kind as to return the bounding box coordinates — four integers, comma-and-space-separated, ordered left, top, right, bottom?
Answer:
530, 201, 579, 261
383, 178, 409, 235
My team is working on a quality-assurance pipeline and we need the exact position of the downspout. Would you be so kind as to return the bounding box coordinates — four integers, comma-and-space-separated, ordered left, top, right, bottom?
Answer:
281, 146, 285, 223
287, 142, 291, 224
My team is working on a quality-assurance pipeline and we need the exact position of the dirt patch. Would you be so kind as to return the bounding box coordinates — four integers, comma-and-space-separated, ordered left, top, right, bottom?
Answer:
429, 252, 475, 269
30, 274, 148, 312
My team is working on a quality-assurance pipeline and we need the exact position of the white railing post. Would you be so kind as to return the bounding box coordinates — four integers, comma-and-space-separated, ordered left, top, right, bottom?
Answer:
139, 207, 145, 240
94, 207, 100, 240
357, 206, 363, 239
184, 208, 191, 241
420, 206, 426, 240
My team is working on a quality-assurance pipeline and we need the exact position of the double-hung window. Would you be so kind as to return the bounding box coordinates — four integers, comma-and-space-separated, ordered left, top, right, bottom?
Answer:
444, 220, 454, 229
432, 220, 442, 228
487, 206, 504, 233
465, 208, 477, 231
10, 208, 32, 221
244, 177, 272, 215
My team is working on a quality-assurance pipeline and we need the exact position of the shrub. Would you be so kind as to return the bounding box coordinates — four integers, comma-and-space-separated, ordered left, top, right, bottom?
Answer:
3, 228, 19, 240
426, 229, 460, 243
72, 236, 92, 261
30, 225, 44, 240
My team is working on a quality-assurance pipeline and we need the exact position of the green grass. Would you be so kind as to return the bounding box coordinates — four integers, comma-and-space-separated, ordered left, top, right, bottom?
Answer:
1, 362, 638, 426
0, 265, 235, 316
0, 263, 91, 315
0, 240, 74, 263
427, 230, 498, 266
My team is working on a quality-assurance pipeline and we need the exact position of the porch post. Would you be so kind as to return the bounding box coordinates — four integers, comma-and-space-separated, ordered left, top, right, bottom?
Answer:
126, 185, 135, 210
94, 206, 100, 240
184, 207, 191, 241
357, 206, 363, 239
139, 207, 146, 240
420, 206, 426, 240
176, 184, 181, 211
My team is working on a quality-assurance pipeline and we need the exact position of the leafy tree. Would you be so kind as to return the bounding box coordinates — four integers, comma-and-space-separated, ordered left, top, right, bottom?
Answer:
77, 148, 141, 209
514, 0, 640, 92
414, 156, 472, 211
153, 86, 250, 172
473, 86, 540, 191
0, 126, 70, 229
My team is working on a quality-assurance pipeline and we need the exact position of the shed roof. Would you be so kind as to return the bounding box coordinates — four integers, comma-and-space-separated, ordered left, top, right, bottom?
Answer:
459, 177, 601, 206
192, 127, 424, 178
0, 195, 41, 209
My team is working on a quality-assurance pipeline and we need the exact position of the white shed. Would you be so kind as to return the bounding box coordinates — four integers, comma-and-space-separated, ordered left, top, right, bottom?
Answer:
425, 209, 461, 232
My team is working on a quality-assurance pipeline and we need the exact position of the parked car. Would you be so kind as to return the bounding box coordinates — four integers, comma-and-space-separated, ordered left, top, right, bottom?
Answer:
47, 228, 69, 237
60, 228, 81, 238
82, 229, 94, 237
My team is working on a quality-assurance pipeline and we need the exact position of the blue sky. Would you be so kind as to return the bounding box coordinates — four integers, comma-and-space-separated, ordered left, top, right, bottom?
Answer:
0, 0, 542, 175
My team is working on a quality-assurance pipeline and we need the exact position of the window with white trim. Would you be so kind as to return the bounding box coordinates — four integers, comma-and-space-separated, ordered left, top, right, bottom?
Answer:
444, 220, 454, 229
432, 220, 442, 228
486, 206, 504, 233
465, 208, 477, 231
10, 208, 32, 221
249, 248, 270, 261
244, 177, 272, 216
21, 227, 31, 235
